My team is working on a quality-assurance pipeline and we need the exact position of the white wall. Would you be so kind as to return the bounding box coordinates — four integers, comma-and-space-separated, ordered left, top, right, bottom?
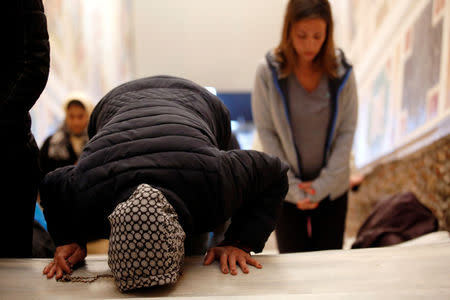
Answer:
132, 0, 289, 91
31, 0, 134, 146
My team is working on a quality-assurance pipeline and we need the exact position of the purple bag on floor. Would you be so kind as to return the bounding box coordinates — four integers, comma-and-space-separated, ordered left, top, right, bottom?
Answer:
352, 192, 438, 248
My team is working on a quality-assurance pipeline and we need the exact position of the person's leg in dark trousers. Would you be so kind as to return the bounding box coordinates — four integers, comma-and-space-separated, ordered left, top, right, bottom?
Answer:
0, 140, 40, 257
275, 201, 312, 253
310, 192, 348, 251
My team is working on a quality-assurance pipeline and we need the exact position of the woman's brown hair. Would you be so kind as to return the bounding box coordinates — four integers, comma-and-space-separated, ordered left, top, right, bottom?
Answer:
275, 0, 337, 78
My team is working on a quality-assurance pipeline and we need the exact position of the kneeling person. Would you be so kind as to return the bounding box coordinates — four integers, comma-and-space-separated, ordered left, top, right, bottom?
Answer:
41, 76, 288, 291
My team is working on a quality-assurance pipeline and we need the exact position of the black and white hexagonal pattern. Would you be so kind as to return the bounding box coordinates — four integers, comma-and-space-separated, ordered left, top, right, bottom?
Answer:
108, 184, 186, 292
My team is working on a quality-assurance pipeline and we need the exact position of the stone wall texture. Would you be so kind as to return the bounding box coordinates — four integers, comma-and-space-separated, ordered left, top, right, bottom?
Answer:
345, 135, 450, 239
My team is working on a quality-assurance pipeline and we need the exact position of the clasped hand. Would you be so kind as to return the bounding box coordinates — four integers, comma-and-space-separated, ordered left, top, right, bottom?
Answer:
297, 182, 319, 210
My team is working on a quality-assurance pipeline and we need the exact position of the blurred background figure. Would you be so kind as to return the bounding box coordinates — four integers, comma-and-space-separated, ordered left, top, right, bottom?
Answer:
1, 0, 50, 258
39, 95, 92, 175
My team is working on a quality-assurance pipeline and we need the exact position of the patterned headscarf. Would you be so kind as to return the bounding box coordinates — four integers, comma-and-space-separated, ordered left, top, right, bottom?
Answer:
108, 184, 186, 292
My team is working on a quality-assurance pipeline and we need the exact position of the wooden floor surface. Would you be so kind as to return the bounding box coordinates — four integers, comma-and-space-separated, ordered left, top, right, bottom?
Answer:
1, 240, 449, 299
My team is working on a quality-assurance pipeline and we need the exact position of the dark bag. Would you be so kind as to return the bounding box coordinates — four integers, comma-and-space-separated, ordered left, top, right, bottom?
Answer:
352, 192, 438, 248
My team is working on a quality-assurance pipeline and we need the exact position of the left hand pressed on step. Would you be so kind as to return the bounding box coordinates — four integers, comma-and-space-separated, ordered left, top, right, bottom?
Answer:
203, 246, 262, 275
43, 243, 87, 280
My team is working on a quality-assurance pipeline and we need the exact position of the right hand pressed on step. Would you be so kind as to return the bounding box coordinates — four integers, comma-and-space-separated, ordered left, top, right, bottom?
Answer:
203, 245, 262, 275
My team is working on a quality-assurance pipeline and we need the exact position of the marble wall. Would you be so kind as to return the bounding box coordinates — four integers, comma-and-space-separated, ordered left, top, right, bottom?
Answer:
340, 0, 450, 238
346, 135, 450, 238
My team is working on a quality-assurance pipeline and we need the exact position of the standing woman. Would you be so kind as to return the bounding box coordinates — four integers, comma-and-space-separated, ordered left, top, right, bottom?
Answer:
251, 0, 358, 252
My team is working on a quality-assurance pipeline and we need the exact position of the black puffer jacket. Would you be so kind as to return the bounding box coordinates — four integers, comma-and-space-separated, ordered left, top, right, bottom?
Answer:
41, 76, 288, 253
2, 0, 50, 141
1, 0, 50, 258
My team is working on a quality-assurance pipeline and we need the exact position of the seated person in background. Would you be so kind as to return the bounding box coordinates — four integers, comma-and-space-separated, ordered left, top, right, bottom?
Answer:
41, 76, 289, 291
39, 94, 92, 175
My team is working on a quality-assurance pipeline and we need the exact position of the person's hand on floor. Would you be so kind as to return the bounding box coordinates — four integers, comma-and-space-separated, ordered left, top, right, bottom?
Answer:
203, 246, 262, 275
43, 243, 87, 279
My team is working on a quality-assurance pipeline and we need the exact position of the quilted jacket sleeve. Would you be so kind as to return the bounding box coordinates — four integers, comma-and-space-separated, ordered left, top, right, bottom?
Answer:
40, 166, 81, 246
219, 150, 289, 253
